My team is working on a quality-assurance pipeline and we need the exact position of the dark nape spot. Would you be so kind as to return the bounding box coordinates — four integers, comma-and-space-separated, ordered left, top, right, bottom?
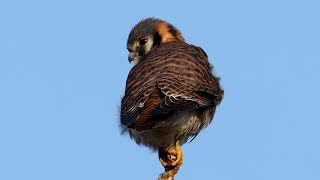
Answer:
153, 32, 162, 47
168, 24, 177, 37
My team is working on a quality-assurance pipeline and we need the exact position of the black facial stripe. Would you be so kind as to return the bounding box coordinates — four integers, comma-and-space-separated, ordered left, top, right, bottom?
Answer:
153, 32, 161, 48
138, 47, 145, 56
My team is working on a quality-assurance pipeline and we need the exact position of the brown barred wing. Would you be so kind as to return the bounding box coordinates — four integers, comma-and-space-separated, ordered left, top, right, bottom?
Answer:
121, 42, 223, 130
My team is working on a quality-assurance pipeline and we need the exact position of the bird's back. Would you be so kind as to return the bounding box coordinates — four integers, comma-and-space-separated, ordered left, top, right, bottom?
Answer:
121, 42, 223, 131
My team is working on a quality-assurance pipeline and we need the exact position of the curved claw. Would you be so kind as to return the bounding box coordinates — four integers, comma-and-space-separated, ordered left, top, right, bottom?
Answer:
158, 141, 183, 176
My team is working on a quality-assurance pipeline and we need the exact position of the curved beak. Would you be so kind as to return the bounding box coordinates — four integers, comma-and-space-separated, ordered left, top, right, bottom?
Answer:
128, 52, 134, 63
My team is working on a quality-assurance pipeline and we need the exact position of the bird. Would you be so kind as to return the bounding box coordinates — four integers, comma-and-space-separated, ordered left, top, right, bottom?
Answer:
120, 17, 223, 178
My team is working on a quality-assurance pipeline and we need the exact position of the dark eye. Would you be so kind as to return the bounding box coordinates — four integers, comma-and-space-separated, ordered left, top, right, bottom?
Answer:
139, 38, 147, 46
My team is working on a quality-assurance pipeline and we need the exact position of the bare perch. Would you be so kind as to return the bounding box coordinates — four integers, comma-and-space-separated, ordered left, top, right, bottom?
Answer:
158, 172, 174, 180
158, 164, 180, 180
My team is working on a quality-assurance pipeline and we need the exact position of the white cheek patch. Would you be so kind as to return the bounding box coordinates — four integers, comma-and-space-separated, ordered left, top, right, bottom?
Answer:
144, 36, 154, 53
131, 36, 154, 66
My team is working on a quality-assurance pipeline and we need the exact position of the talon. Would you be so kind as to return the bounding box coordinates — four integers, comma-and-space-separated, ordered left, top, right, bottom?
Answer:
158, 140, 183, 176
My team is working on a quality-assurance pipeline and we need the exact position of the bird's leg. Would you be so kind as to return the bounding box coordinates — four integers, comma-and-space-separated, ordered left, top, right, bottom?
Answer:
158, 141, 183, 177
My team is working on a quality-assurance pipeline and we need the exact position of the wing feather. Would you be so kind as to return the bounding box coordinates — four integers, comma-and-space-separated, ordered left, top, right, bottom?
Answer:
120, 42, 223, 130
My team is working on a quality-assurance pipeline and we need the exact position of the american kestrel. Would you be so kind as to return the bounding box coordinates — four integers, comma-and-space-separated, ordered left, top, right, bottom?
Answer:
121, 17, 223, 179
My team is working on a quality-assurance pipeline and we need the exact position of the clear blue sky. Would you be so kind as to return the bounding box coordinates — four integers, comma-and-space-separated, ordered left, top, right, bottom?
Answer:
1, 0, 319, 179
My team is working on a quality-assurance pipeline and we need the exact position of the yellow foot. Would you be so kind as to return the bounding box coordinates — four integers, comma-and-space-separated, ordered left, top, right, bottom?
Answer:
158, 140, 183, 176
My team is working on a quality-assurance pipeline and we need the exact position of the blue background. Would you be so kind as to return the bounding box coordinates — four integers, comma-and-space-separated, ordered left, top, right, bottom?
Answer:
1, 0, 319, 179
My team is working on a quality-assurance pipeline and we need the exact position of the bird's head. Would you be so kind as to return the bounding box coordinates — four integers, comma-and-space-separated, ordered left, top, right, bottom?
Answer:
127, 17, 185, 64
